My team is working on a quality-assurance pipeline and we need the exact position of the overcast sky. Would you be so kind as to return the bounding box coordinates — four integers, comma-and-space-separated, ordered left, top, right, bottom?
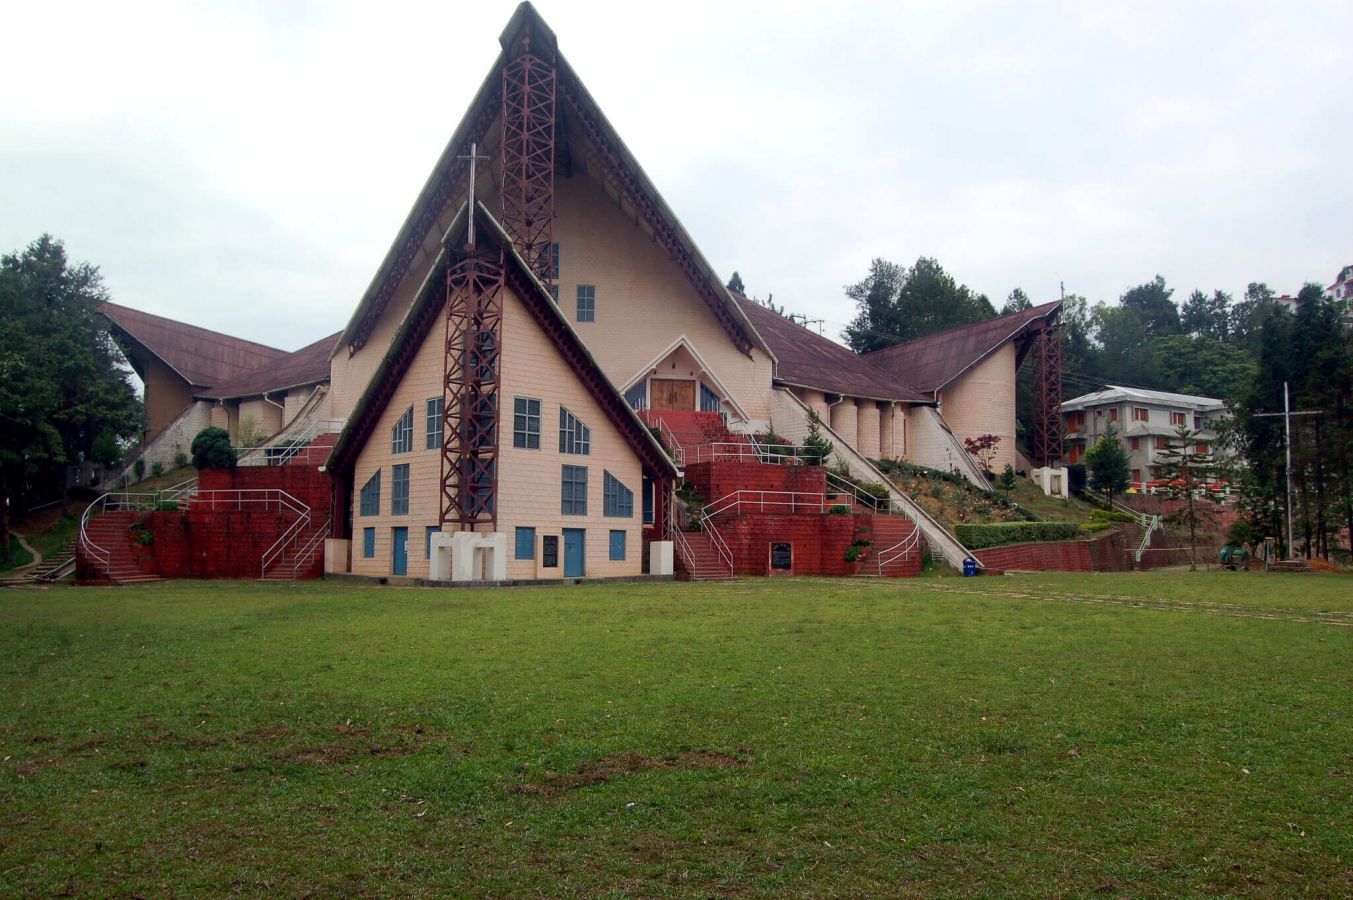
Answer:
3, 0, 1350, 353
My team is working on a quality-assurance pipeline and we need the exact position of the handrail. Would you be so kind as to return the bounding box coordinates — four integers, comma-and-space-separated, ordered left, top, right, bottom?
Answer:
667, 501, 697, 575
78, 491, 160, 577
261, 509, 311, 578
876, 528, 921, 574
825, 472, 895, 515
696, 509, 735, 577
1135, 514, 1161, 564
290, 516, 332, 578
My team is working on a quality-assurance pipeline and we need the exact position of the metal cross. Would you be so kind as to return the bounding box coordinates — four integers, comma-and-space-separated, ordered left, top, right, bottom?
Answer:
457, 141, 490, 249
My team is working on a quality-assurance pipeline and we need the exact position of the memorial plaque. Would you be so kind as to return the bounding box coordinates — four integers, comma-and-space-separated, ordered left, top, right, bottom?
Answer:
770, 542, 792, 570
542, 535, 559, 568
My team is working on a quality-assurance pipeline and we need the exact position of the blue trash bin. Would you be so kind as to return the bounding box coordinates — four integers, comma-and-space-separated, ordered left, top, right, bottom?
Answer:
962, 557, 978, 577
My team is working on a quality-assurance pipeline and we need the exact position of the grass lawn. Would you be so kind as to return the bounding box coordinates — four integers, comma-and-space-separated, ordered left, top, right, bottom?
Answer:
3, 572, 1352, 896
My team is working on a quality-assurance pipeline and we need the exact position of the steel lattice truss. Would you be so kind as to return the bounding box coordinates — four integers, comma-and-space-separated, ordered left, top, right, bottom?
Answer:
500, 37, 556, 288
1030, 323, 1064, 468
440, 252, 505, 531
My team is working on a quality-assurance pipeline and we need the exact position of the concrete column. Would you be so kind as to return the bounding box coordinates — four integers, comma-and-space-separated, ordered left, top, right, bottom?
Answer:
799, 388, 830, 423
829, 397, 858, 450
856, 401, 881, 458
879, 403, 896, 458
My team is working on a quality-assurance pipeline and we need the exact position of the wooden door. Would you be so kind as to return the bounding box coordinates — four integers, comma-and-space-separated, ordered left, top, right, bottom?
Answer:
650, 379, 696, 411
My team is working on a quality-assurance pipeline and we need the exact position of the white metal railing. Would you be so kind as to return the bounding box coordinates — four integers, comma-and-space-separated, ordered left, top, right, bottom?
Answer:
825, 472, 897, 515
1135, 514, 1161, 564
288, 516, 331, 578
876, 528, 922, 574
703, 490, 837, 518
667, 501, 697, 575
78, 491, 160, 576
698, 511, 734, 577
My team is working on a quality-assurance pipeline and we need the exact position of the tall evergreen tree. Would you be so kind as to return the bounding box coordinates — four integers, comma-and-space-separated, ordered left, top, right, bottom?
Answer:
844, 256, 995, 352
0, 235, 142, 559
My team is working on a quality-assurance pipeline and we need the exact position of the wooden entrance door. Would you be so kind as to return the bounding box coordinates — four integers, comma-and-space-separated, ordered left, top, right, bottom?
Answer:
650, 379, 695, 411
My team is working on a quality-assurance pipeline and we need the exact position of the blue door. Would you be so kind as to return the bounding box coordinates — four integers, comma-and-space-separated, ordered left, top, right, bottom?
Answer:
392, 527, 408, 576
563, 528, 585, 577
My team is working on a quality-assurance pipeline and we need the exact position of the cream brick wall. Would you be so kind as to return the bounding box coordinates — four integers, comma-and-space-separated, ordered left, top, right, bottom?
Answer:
348, 282, 648, 581
936, 343, 1017, 474
550, 173, 775, 427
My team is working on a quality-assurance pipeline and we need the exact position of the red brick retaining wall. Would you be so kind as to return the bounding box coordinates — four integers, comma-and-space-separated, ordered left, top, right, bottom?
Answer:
975, 530, 1127, 572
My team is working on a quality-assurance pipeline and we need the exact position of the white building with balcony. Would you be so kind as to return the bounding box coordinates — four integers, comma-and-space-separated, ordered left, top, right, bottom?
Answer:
1061, 386, 1228, 487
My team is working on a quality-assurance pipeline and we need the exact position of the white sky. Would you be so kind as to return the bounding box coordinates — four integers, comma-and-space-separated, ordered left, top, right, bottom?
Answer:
3, 0, 1350, 352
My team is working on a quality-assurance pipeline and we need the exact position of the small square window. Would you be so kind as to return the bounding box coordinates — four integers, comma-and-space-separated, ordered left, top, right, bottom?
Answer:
363, 527, 375, 558
576, 284, 595, 322
562, 465, 588, 516
609, 529, 626, 561
514, 397, 541, 449
515, 527, 536, 560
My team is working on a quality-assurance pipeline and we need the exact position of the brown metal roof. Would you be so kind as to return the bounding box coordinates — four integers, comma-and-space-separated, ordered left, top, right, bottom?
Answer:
100, 302, 288, 389
200, 331, 340, 399
864, 301, 1061, 394
735, 297, 929, 403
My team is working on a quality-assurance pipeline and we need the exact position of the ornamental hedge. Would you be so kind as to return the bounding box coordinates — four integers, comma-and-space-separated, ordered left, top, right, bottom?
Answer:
954, 521, 1082, 550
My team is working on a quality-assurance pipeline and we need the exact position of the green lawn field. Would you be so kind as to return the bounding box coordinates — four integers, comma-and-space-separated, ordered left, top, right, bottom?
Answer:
3, 572, 1352, 896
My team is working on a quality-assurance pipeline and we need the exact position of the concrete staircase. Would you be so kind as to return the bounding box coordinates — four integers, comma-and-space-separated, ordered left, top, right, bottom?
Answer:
32, 541, 77, 581
81, 511, 161, 585
675, 529, 734, 581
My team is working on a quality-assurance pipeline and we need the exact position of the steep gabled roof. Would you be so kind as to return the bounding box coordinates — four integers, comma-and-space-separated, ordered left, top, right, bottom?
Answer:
327, 201, 678, 481
100, 301, 288, 390
201, 331, 340, 400
334, 1, 767, 363
865, 301, 1061, 395
735, 297, 928, 403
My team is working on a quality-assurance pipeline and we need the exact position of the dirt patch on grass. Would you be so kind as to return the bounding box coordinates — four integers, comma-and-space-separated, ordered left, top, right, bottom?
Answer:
518, 749, 752, 796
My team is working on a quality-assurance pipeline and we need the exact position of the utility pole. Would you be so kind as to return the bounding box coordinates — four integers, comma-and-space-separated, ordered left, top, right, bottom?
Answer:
1253, 381, 1322, 559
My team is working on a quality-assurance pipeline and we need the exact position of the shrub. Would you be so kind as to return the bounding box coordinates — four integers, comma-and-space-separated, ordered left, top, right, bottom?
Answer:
191, 427, 237, 470
954, 521, 1082, 550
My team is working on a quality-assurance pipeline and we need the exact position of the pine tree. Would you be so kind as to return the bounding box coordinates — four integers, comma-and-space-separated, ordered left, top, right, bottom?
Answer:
1085, 429, 1131, 506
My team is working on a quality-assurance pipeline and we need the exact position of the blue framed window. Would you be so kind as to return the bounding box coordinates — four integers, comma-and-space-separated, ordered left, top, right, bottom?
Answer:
425, 525, 438, 559
392, 406, 414, 454
609, 529, 626, 561
576, 284, 595, 322
362, 527, 375, 558
514, 397, 541, 449
391, 464, 409, 515
425, 398, 442, 450
642, 476, 654, 525
359, 470, 380, 517
515, 527, 536, 560
560, 407, 591, 455
603, 471, 634, 517
561, 465, 588, 515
